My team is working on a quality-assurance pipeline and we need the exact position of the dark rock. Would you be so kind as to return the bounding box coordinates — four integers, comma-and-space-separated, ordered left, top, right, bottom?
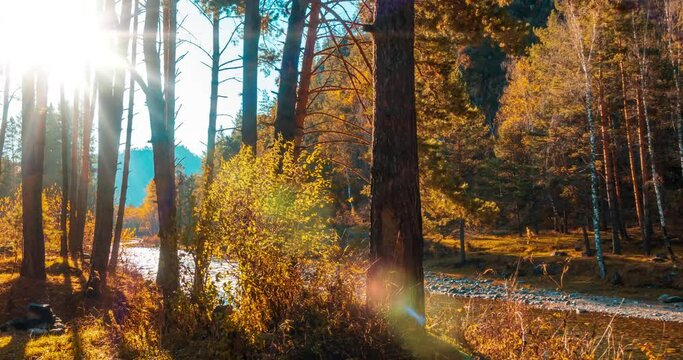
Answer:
658, 294, 683, 303
551, 251, 568, 257
1, 304, 58, 334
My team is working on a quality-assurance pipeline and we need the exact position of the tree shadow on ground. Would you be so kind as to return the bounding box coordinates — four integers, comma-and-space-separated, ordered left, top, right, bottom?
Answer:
0, 256, 87, 359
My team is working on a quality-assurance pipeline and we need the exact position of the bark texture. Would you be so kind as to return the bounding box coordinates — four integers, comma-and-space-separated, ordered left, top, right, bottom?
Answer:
242, 0, 260, 152
294, 0, 321, 150
110, 0, 140, 273
59, 87, 70, 258
367, 0, 425, 326
20, 71, 48, 280
143, 0, 179, 297
274, 0, 309, 142
90, 0, 133, 288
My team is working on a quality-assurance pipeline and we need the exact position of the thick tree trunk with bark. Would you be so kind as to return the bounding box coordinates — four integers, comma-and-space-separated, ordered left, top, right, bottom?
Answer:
242, 0, 260, 152
110, 0, 140, 273
59, 87, 70, 258
274, 0, 309, 143
366, 0, 425, 326
294, 0, 321, 150
90, 0, 133, 289
143, 0, 179, 297
69, 90, 80, 259
21, 71, 48, 280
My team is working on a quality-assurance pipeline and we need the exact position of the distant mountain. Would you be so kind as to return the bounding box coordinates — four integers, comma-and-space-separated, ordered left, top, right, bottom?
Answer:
115, 145, 202, 207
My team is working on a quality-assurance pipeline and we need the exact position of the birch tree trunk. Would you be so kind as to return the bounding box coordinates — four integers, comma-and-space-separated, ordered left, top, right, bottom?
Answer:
638, 67, 675, 261
582, 70, 606, 279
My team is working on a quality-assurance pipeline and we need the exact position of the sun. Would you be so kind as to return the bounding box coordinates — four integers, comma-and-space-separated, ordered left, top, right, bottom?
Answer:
0, 0, 110, 91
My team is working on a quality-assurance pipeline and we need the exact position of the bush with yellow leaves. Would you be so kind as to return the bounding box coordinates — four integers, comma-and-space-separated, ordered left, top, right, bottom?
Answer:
176, 143, 407, 358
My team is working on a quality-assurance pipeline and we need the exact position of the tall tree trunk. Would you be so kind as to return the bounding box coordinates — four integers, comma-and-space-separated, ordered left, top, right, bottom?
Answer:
90, 0, 133, 289
274, 0, 309, 143
598, 75, 621, 254
110, 0, 140, 273
619, 61, 644, 235
20, 70, 48, 280
635, 84, 654, 254
143, 0, 179, 297
69, 89, 80, 260
366, 0, 425, 326
665, 0, 683, 181
638, 67, 675, 261
194, 7, 220, 296
459, 219, 466, 264
0, 63, 11, 176
582, 70, 606, 279
59, 87, 70, 258
70, 77, 95, 261
609, 118, 629, 241
294, 0, 321, 151
242, 0, 260, 152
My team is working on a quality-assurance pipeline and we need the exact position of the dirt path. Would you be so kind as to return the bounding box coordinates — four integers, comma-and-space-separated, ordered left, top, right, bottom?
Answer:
426, 271, 683, 323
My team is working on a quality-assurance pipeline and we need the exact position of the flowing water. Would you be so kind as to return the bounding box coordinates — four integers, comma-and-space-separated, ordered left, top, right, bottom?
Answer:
119, 246, 235, 293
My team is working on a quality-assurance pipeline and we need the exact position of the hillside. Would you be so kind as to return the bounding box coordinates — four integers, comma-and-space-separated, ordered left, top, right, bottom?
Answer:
115, 146, 202, 206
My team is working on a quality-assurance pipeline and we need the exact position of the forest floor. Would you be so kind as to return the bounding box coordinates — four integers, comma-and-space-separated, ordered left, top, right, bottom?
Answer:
0, 254, 469, 359
0, 255, 170, 359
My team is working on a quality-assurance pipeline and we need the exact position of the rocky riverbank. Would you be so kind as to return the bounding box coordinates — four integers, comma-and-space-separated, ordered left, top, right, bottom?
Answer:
426, 272, 683, 323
